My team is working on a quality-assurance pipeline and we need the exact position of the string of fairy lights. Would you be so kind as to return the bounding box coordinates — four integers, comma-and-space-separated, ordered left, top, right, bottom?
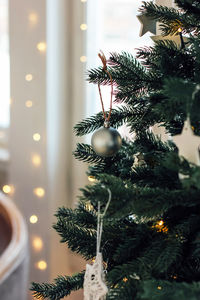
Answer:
1, 0, 88, 281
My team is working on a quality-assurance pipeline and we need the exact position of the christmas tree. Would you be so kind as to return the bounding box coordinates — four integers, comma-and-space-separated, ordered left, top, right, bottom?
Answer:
31, 1, 200, 299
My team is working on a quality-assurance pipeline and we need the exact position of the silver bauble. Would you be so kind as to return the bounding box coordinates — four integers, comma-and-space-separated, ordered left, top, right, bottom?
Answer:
91, 124, 122, 157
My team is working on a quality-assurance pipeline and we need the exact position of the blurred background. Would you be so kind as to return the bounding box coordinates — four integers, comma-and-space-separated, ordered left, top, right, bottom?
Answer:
0, 0, 152, 299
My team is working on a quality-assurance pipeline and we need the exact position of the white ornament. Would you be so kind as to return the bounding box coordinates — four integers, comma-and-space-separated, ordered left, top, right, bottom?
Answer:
137, 14, 156, 37
173, 118, 200, 166
83, 187, 111, 300
83, 253, 108, 300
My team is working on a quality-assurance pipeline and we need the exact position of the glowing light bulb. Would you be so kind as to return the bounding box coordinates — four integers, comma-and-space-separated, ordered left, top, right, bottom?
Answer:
178, 28, 182, 32
34, 187, 45, 198
32, 236, 43, 251
36, 260, 47, 270
32, 154, 41, 167
30, 215, 38, 224
2, 185, 12, 194
85, 201, 93, 211
37, 42, 46, 52
28, 13, 38, 26
158, 220, 164, 226
25, 74, 33, 81
88, 176, 97, 182
25, 100, 33, 108
80, 56, 87, 63
80, 24, 87, 31
33, 133, 41, 141
157, 286, 162, 290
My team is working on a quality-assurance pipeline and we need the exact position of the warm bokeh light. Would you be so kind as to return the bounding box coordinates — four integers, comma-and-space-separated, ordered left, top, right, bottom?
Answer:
157, 286, 162, 290
80, 55, 87, 62
36, 260, 47, 270
178, 28, 182, 32
2, 185, 12, 194
32, 154, 41, 167
25, 74, 33, 81
30, 215, 38, 224
37, 42, 46, 52
32, 236, 43, 251
34, 187, 45, 198
25, 100, 33, 108
152, 220, 168, 234
28, 13, 38, 26
88, 175, 97, 182
80, 23, 87, 30
85, 201, 93, 211
81, 0, 87, 2
33, 133, 41, 141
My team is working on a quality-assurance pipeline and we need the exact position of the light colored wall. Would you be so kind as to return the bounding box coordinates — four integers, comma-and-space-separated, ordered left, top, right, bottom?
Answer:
9, 0, 87, 299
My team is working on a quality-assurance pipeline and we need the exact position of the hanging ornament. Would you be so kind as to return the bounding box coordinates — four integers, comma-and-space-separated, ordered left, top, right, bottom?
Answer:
84, 253, 108, 300
173, 85, 200, 166
84, 187, 111, 300
137, 14, 156, 37
91, 52, 122, 157
173, 117, 200, 166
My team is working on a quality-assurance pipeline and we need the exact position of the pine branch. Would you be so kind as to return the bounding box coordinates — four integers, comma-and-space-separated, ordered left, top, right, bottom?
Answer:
175, 0, 200, 16
88, 52, 148, 86
113, 225, 150, 263
115, 186, 200, 220
87, 66, 113, 85
53, 217, 97, 259
107, 278, 138, 300
138, 40, 195, 81
134, 131, 174, 153
74, 106, 150, 136
30, 273, 84, 300
73, 143, 104, 164
139, 280, 200, 300
80, 173, 200, 220
74, 107, 134, 136
55, 204, 97, 229
140, 1, 200, 35
109, 52, 148, 82
88, 52, 160, 104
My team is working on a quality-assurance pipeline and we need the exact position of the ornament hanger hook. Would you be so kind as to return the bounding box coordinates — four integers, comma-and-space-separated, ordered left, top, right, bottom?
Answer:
100, 185, 112, 217
98, 51, 113, 124
187, 84, 200, 119
192, 84, 200, 100
96, 185, 112, 254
